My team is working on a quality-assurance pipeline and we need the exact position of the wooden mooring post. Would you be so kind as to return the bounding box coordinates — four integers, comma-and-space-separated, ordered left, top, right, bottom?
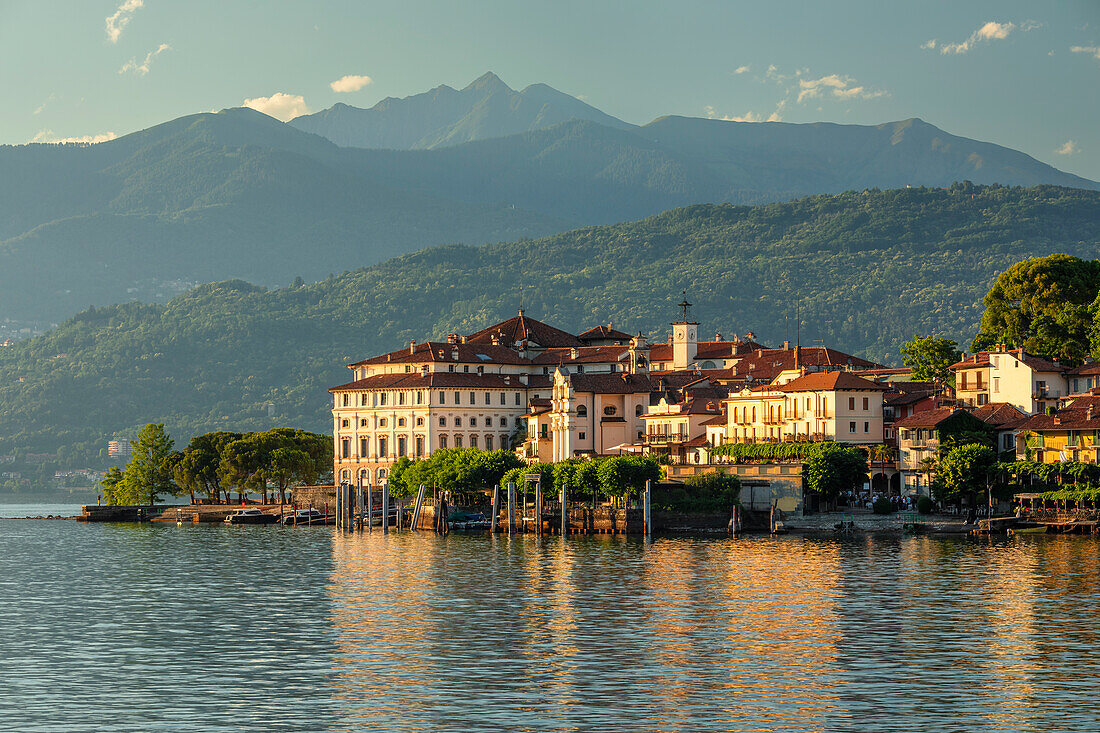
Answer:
366, 483, 374, 532
382, 480, 390, 535
355, 476, 363, 531
643, 479, 652, 541
410, 484, 426, 531
335, 481, 342, 530
491, 484, 500, 534
507, 482, 516, 534
561, 483, 568, 536
535, 478, 543, 538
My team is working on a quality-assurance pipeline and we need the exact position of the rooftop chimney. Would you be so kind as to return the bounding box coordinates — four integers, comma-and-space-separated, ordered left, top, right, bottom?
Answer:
409, 339, 417, 354
783, 340, 791, 350
447, 333, 458, 345
746, 332, 756, 341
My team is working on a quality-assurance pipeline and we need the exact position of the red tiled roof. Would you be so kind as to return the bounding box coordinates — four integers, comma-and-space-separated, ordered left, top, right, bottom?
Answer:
577, 325, 633, 342
951, 350, 1065, 373
531, 346, 630, 365
330, 372, 551, 392
648, 339, 767, 363
348, 341, 530, 367
1068, 361, 1100, 376
564, 373, 653, 394
465, 312, 582, 348
892, 408, 956, 429
1013, 407, 1100, 432
777, 371, 889, 392
701, 413, 728, 426
970, 402, 1028, 427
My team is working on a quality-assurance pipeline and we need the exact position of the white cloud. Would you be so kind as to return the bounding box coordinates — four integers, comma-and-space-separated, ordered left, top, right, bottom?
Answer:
1056, 140, 1080, 155
733, 65, 750, 75
119, 43, 169, 76
920, 39, 937, 50
242, 92, 310, 121
330, 74, 373, 93
33, 94, 56, 115
705, 106, 762, 122
105, 0, 143, 44
797, 74, 886, 103
936, 21, 1036, 54
29, 130, 118, 145
1071, 45, 1100, 60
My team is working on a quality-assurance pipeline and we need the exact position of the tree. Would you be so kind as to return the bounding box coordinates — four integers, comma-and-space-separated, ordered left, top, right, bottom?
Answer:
99, 466, 127, 505
972, 254, 1100, 363
122, 423, 178, 505
596, 456, 661, 504
936, 444, 997, 504
901, 335, 962, 386
803, 443, 868, 502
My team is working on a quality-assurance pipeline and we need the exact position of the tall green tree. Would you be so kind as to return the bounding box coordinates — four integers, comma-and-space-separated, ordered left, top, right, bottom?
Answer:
901, 335, 962, 385
936, 444, 997, 504
122, 423, 178, 505
972, 254, 1100, 362
802, 443, 868, 501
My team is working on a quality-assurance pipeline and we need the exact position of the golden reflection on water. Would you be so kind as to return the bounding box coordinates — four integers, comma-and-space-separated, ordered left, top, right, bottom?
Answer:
324, 531, 1100, 732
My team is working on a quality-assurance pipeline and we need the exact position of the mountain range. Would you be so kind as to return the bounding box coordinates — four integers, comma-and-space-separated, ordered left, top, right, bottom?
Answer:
0, 72, 1096, 327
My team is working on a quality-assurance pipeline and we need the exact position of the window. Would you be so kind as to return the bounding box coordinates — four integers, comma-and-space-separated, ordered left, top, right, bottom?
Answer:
378, 437, 387, 455
485, 392, 491, 404
862, 397, 869, 410
342, 394, 349, 406
398, 417, 406, 427
486, 435, 494, 450
864, 422, 869, 433
416, 417, 424, 426
604, 406, 617, 416
379, 418, 387, 427
470, 435, 478, 448
579, 431, 586, 440
399, 392, 406, 405
455, 391, 461, 404
540, 424, 549, 439
485, 417, 492, 427
849, 421, 856, 433
360, 438, 368, 457
455, 417, 462, 427
577, 405, 588, 417
993, 377, 1000, 393
499, 417, 507, 427
416, 391, 423, 405
448, 365, 455, 372
515, 392, 522, 406
463, 365, 469, 373
439, 417, 446, 426
361, 393, 369, 405
470, 391, 476, 405
439, 392, 446, 404
455, 435, 463, 448
397, 436, 407, 457
341, 419, 349, 428
341, 438, 349, 459
849, 397, 856, 410
500, 393, 506, 405
636, 405, 643, 417
380, 393, 387, 406
415, 436, 424, 456
360, 419, 368, 427
439, 435, 448, 449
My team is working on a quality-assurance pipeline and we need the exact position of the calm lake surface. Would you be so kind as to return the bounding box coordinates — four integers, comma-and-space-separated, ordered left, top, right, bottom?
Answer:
2, 517, 1099, 732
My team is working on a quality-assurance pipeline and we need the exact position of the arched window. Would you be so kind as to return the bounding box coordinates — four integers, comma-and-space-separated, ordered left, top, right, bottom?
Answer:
470, 434, 479, 448
485, 435, 494, 450
752, 407, 757, 422
379, 418, 388, 428
499, 417, 507, 427
359, 468, 370, 483
439, 435, 448, 449
635, 405, 643, 417
455, 435, 463, 448
377, 469, 387, 479
701, 361, 716, 369
340, 469, 349, 480
577, 405, 588, 417
398, 417, 406, 427
500, 434, 509, 448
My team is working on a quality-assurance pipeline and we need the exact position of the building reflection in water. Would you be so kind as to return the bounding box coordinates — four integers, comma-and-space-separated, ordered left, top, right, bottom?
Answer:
326, 530, 1100, 732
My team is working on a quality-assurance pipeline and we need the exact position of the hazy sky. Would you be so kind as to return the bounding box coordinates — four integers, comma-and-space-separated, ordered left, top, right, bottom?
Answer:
2, 0, 1098, 179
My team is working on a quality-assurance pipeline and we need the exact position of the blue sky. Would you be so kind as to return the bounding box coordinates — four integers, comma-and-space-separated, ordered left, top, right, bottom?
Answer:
2, 0, 1098, 179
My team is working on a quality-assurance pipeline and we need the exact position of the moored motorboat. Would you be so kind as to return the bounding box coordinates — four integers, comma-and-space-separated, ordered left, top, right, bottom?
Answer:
279, 509, 330, 526
225, 508, 277, 525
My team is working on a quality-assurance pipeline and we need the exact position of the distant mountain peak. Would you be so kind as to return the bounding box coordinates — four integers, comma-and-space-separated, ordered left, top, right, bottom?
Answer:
289, 72, 632, 149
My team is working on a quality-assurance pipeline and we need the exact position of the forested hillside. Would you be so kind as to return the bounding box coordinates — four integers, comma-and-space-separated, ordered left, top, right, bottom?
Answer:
1, 184, 1097, 467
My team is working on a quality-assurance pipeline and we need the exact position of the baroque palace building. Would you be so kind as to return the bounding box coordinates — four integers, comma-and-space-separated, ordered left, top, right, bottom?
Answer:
330, 305, 895, 485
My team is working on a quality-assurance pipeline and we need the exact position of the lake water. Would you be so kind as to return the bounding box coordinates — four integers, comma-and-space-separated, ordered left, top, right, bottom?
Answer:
2, 517, 1099, 732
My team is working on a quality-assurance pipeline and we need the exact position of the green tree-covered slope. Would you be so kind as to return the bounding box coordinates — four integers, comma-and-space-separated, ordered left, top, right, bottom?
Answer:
1, 184, 1097, 464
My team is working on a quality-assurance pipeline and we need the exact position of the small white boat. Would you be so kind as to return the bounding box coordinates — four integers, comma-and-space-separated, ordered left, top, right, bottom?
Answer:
224, 508, 277, 525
